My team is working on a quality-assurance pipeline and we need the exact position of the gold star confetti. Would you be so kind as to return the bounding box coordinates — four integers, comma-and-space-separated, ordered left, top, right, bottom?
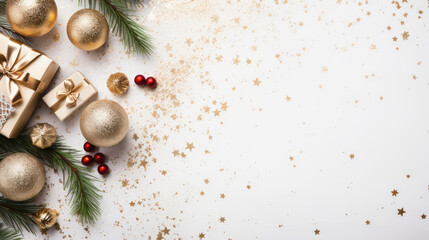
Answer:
402, 31, 409, 40
233, 55, 240, 65
369, 44, 376, 50
216, 55, 223, 62
185, 38, 193, 46
289, 156, 294, 161
172, 150, 180, 157
253, 78, 261, 86
365, 220, 370, 225
200, 191, 205, 196
220, 193, 226, 199
161, 227, 170, 235
221, 102, 229, 111
397, 208, 406, 216
156, 232, 164, 240
132, 134, 139, 141
161, 170, 167, 176
314, 229, 320, 235
247, 185, 251, 189
213, 109, 221, 116
180, 152, 187, 158
321, 66, 328, 72
422, 214, 426, 219
219, 217, 226, 223
349, 154, 355, 159
204, 179, 210, 184
186, 142, 195, 151
393, 36, 398, 41
130, 201, 135, 207
139, 160, 148, 169
199, 233, 205, 239
391, 189, 399, 196
286, 96, 291, 102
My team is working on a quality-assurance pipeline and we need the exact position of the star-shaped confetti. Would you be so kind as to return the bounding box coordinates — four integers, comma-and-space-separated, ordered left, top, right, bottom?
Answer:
161, 227, 170, 235
199, 233, 205, 239
253, 78, 261, 86
391, 189, 399, 196
186, 142, 195, 151
314, 229, 320, 235
397, 208, 406, 216
219, 217, 226, 223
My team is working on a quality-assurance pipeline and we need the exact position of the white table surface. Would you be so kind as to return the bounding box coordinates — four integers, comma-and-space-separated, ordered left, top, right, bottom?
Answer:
21, 0, 429, 239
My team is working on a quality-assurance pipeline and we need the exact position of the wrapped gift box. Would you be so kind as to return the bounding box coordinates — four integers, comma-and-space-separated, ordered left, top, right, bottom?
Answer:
43, 71, 97, 121
0, 33, 59, 138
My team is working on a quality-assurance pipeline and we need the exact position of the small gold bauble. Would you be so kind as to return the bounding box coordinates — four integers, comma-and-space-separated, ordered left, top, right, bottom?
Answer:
0, 153, 45, 201
6, 0, 57, 37
67, 9, 109, 51
80, 100, 129, 147
34, 208, 58, 229
30, 123, 57, 149
107, 72, 129, 95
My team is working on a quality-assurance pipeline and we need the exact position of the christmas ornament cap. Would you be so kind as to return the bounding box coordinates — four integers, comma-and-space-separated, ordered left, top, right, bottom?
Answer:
6, 0, 58, 37
34, 208, 58, 229
0, 153, 45, 201
80, 100, 129, 147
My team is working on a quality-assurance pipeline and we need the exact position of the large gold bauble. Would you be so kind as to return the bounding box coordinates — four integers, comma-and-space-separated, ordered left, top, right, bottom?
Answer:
0, 153, 45, 201
34, 208, 58, 229
80, 100, 129, 147
6, 0, 57, 37
67, 9, 109, 51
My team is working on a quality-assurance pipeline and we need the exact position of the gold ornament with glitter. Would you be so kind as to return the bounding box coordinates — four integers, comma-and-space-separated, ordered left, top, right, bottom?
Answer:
0, 153, 45, 201
34, 208, 59, 229
67, 9, 109, 51
30, 123, 57, 149
80, 100, 129, 147
107, 72, 129, 95
6, 0, 57, 37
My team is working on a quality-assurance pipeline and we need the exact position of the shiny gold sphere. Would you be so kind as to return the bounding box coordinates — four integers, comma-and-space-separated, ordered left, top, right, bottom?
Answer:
80, 100, 129, 147
6, 0, 57, 37
34, 208, 58, 229
0, 153, 45, 201
67, 9, 109, 51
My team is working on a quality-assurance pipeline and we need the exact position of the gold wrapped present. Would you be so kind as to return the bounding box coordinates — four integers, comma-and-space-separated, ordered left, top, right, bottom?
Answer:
0, 33, 59, 138
43, 71, 97, 121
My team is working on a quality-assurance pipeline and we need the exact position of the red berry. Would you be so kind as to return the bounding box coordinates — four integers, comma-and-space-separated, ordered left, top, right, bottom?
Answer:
134, 74, 146, 85
98, 164, 109, 175
146, 77, 157, 88
81, 155, 93, 166
83, 142, 94, 152
94, 153, 105, 163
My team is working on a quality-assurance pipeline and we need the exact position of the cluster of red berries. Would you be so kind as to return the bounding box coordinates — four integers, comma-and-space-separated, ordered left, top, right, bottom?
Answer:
134, 74, 157, 88
82, 142, 109, 175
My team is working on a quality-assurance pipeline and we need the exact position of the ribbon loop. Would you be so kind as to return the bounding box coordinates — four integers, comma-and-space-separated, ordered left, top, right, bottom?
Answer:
0, 39, 41, 105
56, 79, 80, 108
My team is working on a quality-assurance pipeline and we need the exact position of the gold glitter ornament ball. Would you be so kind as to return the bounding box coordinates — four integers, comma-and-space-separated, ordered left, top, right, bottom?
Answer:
6, 0, 57, 37
0, 153, 45, 201
34, 208, 58, 229
67, 9, 109, 51
80, 100, 129, 147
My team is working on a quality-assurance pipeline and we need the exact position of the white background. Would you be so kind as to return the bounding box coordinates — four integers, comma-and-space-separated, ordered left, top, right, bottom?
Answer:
19, 0, 429, 239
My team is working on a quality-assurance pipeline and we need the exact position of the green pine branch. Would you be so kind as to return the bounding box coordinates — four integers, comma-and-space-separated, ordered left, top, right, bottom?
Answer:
79, 0, 154, 56
0, 131, 101, 224
0, 197, 40, 234
0, 0, 30, 44
0, 223, 23, 240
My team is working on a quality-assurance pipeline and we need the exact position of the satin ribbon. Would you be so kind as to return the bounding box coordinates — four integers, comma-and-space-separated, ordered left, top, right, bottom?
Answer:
0, 39, 41, 105
56, 79, 80, 108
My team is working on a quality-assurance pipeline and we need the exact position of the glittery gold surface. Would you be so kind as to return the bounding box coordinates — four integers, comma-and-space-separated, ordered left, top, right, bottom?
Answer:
30, 123, 57, 149
0, 153, 45, 201
6, 0, 57, 37
66, 9, 109, 51
107, 72, 129, 95
80, 100, 129, 147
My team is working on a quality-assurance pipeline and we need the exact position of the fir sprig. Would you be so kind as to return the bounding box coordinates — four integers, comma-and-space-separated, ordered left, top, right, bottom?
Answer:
0, 223, 23, 240
0, 197, 40, 234
0, 132, 101, 224
79, 0, 154, 56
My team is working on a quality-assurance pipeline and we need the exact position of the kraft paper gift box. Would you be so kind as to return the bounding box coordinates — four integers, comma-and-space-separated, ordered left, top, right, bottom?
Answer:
0, 33, 59, 138
43, 71, 97, 121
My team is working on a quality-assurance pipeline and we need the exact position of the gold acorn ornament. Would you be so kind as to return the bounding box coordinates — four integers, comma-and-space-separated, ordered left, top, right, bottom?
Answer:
80, 100, 129, 147
6, 0, 57, 37
34, 208, 59, 229
30, 123, 57, 149
107, 72, 129, 95
0, 153, 45, 201
67, 9, 109, 51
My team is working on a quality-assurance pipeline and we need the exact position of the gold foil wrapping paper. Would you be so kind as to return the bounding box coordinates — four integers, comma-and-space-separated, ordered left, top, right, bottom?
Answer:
0, 33, 59, 138
43, 71, 97, 121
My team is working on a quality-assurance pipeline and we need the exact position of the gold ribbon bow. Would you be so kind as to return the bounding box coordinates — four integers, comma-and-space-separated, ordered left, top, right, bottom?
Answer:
0, 39, 41, 105
56, 79, 80, 108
